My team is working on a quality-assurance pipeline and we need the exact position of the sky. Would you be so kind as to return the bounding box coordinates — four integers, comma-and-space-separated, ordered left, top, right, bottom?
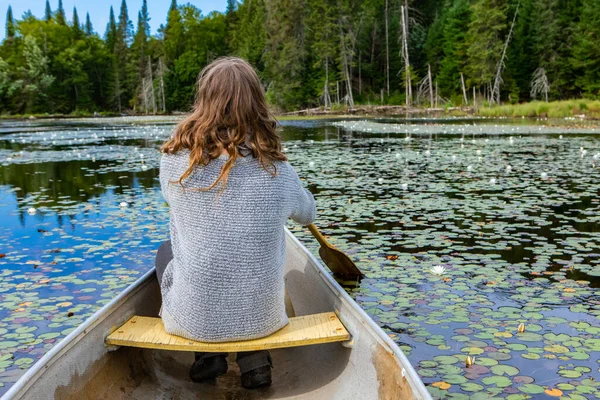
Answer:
0, 0, 228, 41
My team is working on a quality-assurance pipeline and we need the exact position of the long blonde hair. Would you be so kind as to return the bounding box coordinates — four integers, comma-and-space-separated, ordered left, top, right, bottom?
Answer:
161, 57, 286, 191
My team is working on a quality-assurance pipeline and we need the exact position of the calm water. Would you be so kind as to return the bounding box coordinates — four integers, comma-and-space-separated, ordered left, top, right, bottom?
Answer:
0, 117, 599, 398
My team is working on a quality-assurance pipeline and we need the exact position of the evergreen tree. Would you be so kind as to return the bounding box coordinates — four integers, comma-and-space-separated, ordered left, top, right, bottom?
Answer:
507, 0, 535, 101
572, 0, 600, 96
45, 0, 53, 22
5, 6, 15, 39
72, 7, 82, 39
85, 13, 94, 36
164, 0, 184, 64
226, 0, 238, 29
56, 0, 66, 25
231, 0, 267, 71
132, 0, 151, 108
264, 0, 308, 109
437, 0, 471, 98
117, 0, 134, 46
105, 7, 118, 51
465, 0, 508, 89
113, 0, 134, 109
306, 0, 338, 106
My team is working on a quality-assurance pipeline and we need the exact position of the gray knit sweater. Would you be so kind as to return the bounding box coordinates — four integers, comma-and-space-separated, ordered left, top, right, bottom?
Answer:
158, 150, 316, 342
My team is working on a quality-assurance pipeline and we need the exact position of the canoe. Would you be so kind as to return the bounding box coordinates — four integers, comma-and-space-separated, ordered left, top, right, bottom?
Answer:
5, 229, 431, 399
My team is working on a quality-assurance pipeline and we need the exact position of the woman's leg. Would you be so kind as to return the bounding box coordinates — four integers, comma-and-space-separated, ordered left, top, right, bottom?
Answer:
155, 240, 173, 285
236, 351, 272, 389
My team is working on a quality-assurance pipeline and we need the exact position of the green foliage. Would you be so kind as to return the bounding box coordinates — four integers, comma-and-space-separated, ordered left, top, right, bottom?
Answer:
263, 0, 308, 110
433, 0, 471, 99
0, 0, 598, 114
84, 13, 93, 36
478, 99, 600, 118
5, 6, 15, 39
466, 0, 508, 87
572, 0, 600, 97
44, 1, 52, 22
56, 0, 66, 26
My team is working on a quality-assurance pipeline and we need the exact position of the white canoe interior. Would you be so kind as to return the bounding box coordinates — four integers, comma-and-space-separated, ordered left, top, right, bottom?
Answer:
5, 230, 431, 400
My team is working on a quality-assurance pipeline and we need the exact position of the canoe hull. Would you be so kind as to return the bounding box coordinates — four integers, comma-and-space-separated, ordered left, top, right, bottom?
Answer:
5, 230, 431, 400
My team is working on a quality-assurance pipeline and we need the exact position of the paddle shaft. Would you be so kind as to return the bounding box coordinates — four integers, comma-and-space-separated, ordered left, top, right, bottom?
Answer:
307, 223, 330, 248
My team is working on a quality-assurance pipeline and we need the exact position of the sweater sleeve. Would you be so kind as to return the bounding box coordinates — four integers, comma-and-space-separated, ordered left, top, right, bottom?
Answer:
159, 154, 171, 205
288, 164, 316, 226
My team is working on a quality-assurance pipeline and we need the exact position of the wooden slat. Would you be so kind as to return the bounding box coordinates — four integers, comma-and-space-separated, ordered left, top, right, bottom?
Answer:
105, 312, 350, 352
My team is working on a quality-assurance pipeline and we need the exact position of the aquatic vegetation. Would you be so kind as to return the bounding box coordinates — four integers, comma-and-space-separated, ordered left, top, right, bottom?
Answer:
0, 117, 599, 397
430, 266, 446, 276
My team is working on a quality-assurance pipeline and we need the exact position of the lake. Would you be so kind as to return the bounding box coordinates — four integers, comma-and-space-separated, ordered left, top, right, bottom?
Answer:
0, 116, 599, 398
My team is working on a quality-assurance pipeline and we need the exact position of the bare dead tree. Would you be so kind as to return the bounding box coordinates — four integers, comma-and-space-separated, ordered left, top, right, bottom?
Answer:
530, 67, 550, 102
416, 68, 433, 107
491, 3, 519, 105
323, 57, 332, 108
385, 0, 390, 96
140, 57, 157, 114
400, 5, 412, 106
461, 72, 468, 105
156, 57, 167, 113
337, 10, 361, 108
428, 64, 434, 108
356, 52, 361, 97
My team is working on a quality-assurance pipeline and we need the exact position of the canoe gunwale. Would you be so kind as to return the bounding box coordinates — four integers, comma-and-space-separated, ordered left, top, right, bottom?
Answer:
3, 268, 157, 399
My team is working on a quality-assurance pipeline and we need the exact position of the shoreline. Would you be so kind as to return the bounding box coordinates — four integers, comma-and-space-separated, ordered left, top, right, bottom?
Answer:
2, 100, 599, 123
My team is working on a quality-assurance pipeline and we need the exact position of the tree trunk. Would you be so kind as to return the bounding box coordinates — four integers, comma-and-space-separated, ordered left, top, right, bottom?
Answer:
324, 57, 331, 108
461, 72, 468, 105
385, 0, 390, 96
492, 4, 519, 105
401, 5, 411, 106
428, 64, 434, 108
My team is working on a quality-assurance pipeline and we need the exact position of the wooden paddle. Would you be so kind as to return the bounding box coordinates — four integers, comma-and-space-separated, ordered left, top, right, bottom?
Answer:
307, 224, 365, 279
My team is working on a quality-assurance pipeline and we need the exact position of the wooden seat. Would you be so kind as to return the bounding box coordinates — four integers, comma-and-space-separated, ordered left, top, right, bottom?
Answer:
105, 312, 350, 352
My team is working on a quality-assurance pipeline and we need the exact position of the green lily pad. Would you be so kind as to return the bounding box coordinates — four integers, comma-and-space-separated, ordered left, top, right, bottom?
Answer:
519, 384, 545, 394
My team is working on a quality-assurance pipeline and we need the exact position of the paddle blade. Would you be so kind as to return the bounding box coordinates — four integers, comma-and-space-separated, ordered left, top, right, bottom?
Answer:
318, 246, 364, 279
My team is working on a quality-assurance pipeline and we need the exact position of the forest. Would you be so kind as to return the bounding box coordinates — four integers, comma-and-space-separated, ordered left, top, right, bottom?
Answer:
0, 0, 599, 115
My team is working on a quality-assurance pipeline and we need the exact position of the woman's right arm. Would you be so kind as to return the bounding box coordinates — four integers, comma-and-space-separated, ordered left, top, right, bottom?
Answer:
288, 165, 316, 226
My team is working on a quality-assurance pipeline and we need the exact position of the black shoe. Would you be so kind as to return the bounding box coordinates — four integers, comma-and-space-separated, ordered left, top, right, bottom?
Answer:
241, 365, 272, 389
189, 355, 228, 382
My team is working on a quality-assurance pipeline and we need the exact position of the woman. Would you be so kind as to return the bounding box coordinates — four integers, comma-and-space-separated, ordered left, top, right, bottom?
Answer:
155, 57, 316, 389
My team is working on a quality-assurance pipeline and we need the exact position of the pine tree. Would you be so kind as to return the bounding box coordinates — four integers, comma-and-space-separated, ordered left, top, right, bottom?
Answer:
132, 0, 151, 109
85, 13, 94, 36
72, 7, 82, 39
117, 0, 134, 46
465, 0, 508, 89
226, 0, 238, 28
56, 0, 66, 25
306, 0, 339, 107
507, 0, 535, 101
44, 0, 53, 22
572, 0, 600, 96
5, 6, 15, 39
231, 0, 267, 70
113, 0, 133, 109
164, 0, 184, 64
105, 7, 118, 51
264, 0, 308, 109
437, 0, 471, 98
